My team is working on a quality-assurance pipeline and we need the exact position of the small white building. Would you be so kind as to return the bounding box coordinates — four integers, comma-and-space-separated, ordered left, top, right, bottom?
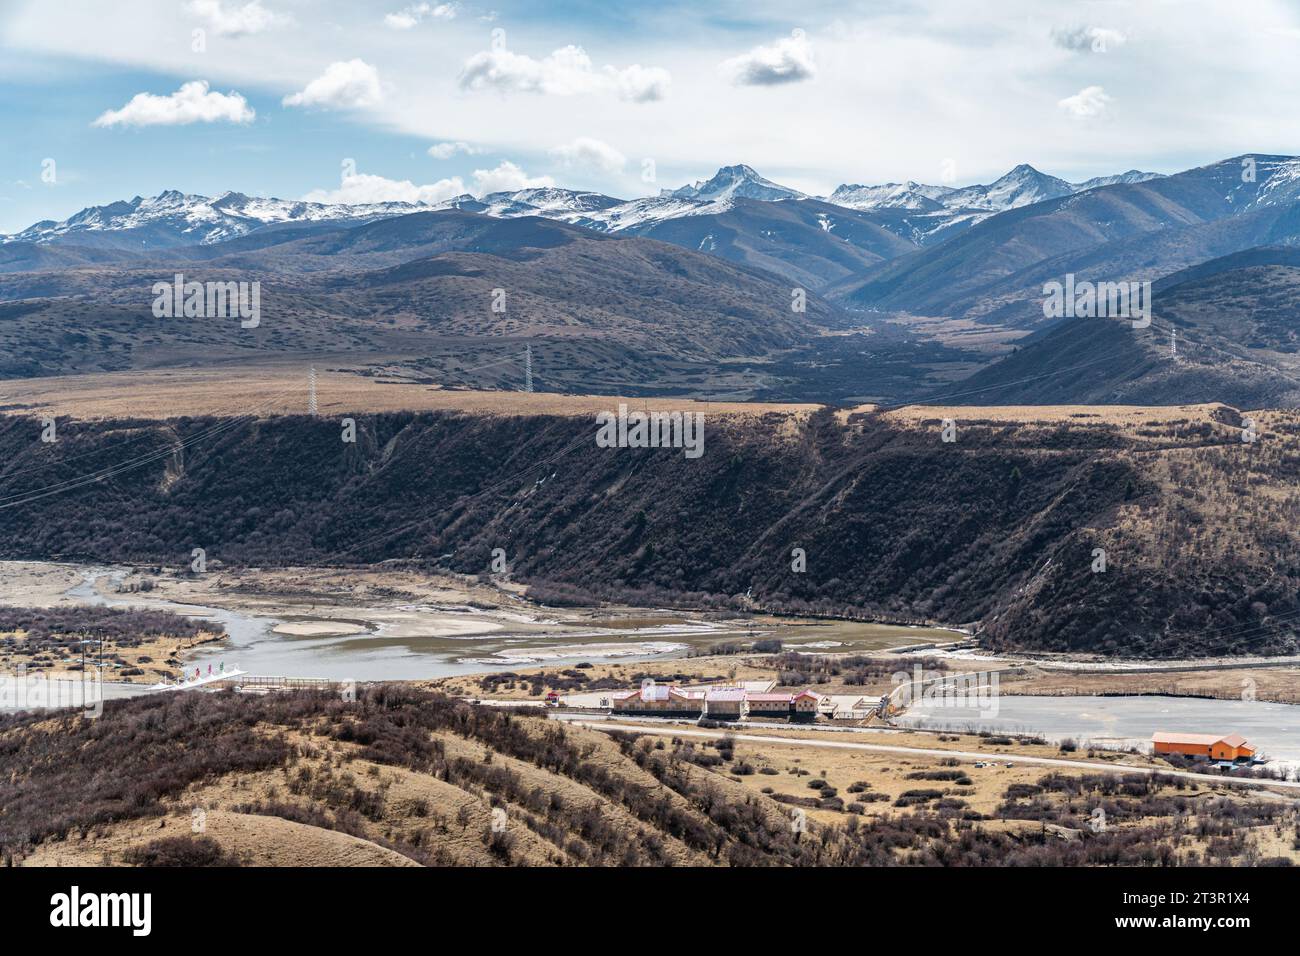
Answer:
704, 687, 746, 719
792, 690, 822, 722
745, 693, 793, 717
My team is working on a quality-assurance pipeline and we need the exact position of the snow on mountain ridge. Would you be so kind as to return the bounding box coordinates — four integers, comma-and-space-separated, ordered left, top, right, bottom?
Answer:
1073, 170, 1165, 191
1245, 157, 1300, 209
832, 165, 1165, 213
829, 181, 953, 212
3, 191, 429, 245
946, 164, 1076, 211
1, 162, 1184, 249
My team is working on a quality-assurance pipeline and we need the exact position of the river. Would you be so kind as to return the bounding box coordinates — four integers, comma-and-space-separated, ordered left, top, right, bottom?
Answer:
8, 565, 951, 690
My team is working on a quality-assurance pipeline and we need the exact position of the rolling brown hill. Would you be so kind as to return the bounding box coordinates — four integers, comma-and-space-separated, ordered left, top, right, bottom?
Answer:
0, 212, 851, 398
4, 686, 1292, 867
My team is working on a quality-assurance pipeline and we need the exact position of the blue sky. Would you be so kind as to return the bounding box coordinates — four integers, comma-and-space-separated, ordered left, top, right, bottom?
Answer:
3, 0, 1300, 233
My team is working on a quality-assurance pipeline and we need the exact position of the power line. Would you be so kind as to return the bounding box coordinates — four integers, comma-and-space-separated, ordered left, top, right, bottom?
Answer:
0, 379, 307, 512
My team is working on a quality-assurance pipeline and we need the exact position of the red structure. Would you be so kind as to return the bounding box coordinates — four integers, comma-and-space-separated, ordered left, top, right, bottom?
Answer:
1152, 732, 1255, 761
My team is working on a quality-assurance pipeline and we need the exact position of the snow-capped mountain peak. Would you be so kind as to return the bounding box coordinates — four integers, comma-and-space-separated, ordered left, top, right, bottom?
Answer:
945, 164, 1075, 211
665, 164, 805, 202
474, 187, 624, 218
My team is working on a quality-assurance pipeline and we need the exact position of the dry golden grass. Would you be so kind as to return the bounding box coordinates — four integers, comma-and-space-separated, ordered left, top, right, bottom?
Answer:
878, 402, 1235, 427
20, 724, 622, 867
16, 715, 767, 868
20, 808, 420, 867
665, 726, 1299, 862
722, 736, 1072, 822
8, 367, 1254, 436
16, 696, 1295, 867
0, 628, 223, 684
0, 367, 820, 422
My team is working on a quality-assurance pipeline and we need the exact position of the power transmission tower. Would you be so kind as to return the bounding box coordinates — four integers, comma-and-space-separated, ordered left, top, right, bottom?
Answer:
524, 345, 533, 392
308, 366, 318, 415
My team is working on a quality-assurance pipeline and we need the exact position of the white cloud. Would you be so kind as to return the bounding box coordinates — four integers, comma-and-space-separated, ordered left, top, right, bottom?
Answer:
427, 140, 481, 159
1052, 26, 1128, 54
303, 172, 466, 205
458, 44, 669, 102
1058, 85, 1111, 118
472, 160, 554, 194
384, 3, 456, 30
92, 80, 254, 127
607, 64, 671, 103
283, 60, 383, 110
720, 30, 816, 86
15, 0, 1300, 211
302, 161, 550, 205
548, 137, 626, 173
188, 0, 283, 37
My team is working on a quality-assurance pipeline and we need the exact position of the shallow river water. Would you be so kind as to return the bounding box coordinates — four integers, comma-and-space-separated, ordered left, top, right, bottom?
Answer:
45, 567, 952, 683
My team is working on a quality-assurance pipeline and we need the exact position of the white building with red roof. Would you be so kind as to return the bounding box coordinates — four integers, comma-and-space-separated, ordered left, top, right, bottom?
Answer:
792, 690, 823, 721
610, 684, 704, 716
745, 692, 794, 716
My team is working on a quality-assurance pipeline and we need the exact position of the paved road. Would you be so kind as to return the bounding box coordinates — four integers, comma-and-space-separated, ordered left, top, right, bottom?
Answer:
560, 718, 1300, 794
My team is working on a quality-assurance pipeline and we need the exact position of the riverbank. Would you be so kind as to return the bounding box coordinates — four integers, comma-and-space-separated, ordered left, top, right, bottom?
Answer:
0, 560, 951, 684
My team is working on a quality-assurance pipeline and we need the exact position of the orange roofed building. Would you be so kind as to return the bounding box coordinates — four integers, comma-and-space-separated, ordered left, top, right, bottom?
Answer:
1152, 732, 1256, 762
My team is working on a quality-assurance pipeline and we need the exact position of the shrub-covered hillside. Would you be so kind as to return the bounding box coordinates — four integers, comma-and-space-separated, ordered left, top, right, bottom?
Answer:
0, 402, 1295, 657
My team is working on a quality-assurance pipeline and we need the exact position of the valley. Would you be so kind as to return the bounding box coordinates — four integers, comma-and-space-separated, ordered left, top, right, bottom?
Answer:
7, 0, 1300, 902
0, 373, 1296, 661
6, 155, 1300, 411
0, 559, 946, 688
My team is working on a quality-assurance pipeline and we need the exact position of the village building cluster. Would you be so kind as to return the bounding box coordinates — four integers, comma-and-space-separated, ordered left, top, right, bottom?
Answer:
610, 684, 825, 721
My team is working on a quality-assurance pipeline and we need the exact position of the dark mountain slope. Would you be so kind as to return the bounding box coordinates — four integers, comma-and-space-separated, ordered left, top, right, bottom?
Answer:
625, 198, 918, 289
945, 248, 1300, 407
198, 209, 608, 273
1, 404, 1295, 658
0, 241, 148, 274
1152, 243, 1300, 290
964, 201, 1300, 329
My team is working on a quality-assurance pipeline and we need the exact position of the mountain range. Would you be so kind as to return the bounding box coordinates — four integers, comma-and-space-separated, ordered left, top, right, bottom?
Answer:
4, 153, 1300, 408
0, 161, 1173, 303
833, 154, 1300, 328
0, 161, 1162, 257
